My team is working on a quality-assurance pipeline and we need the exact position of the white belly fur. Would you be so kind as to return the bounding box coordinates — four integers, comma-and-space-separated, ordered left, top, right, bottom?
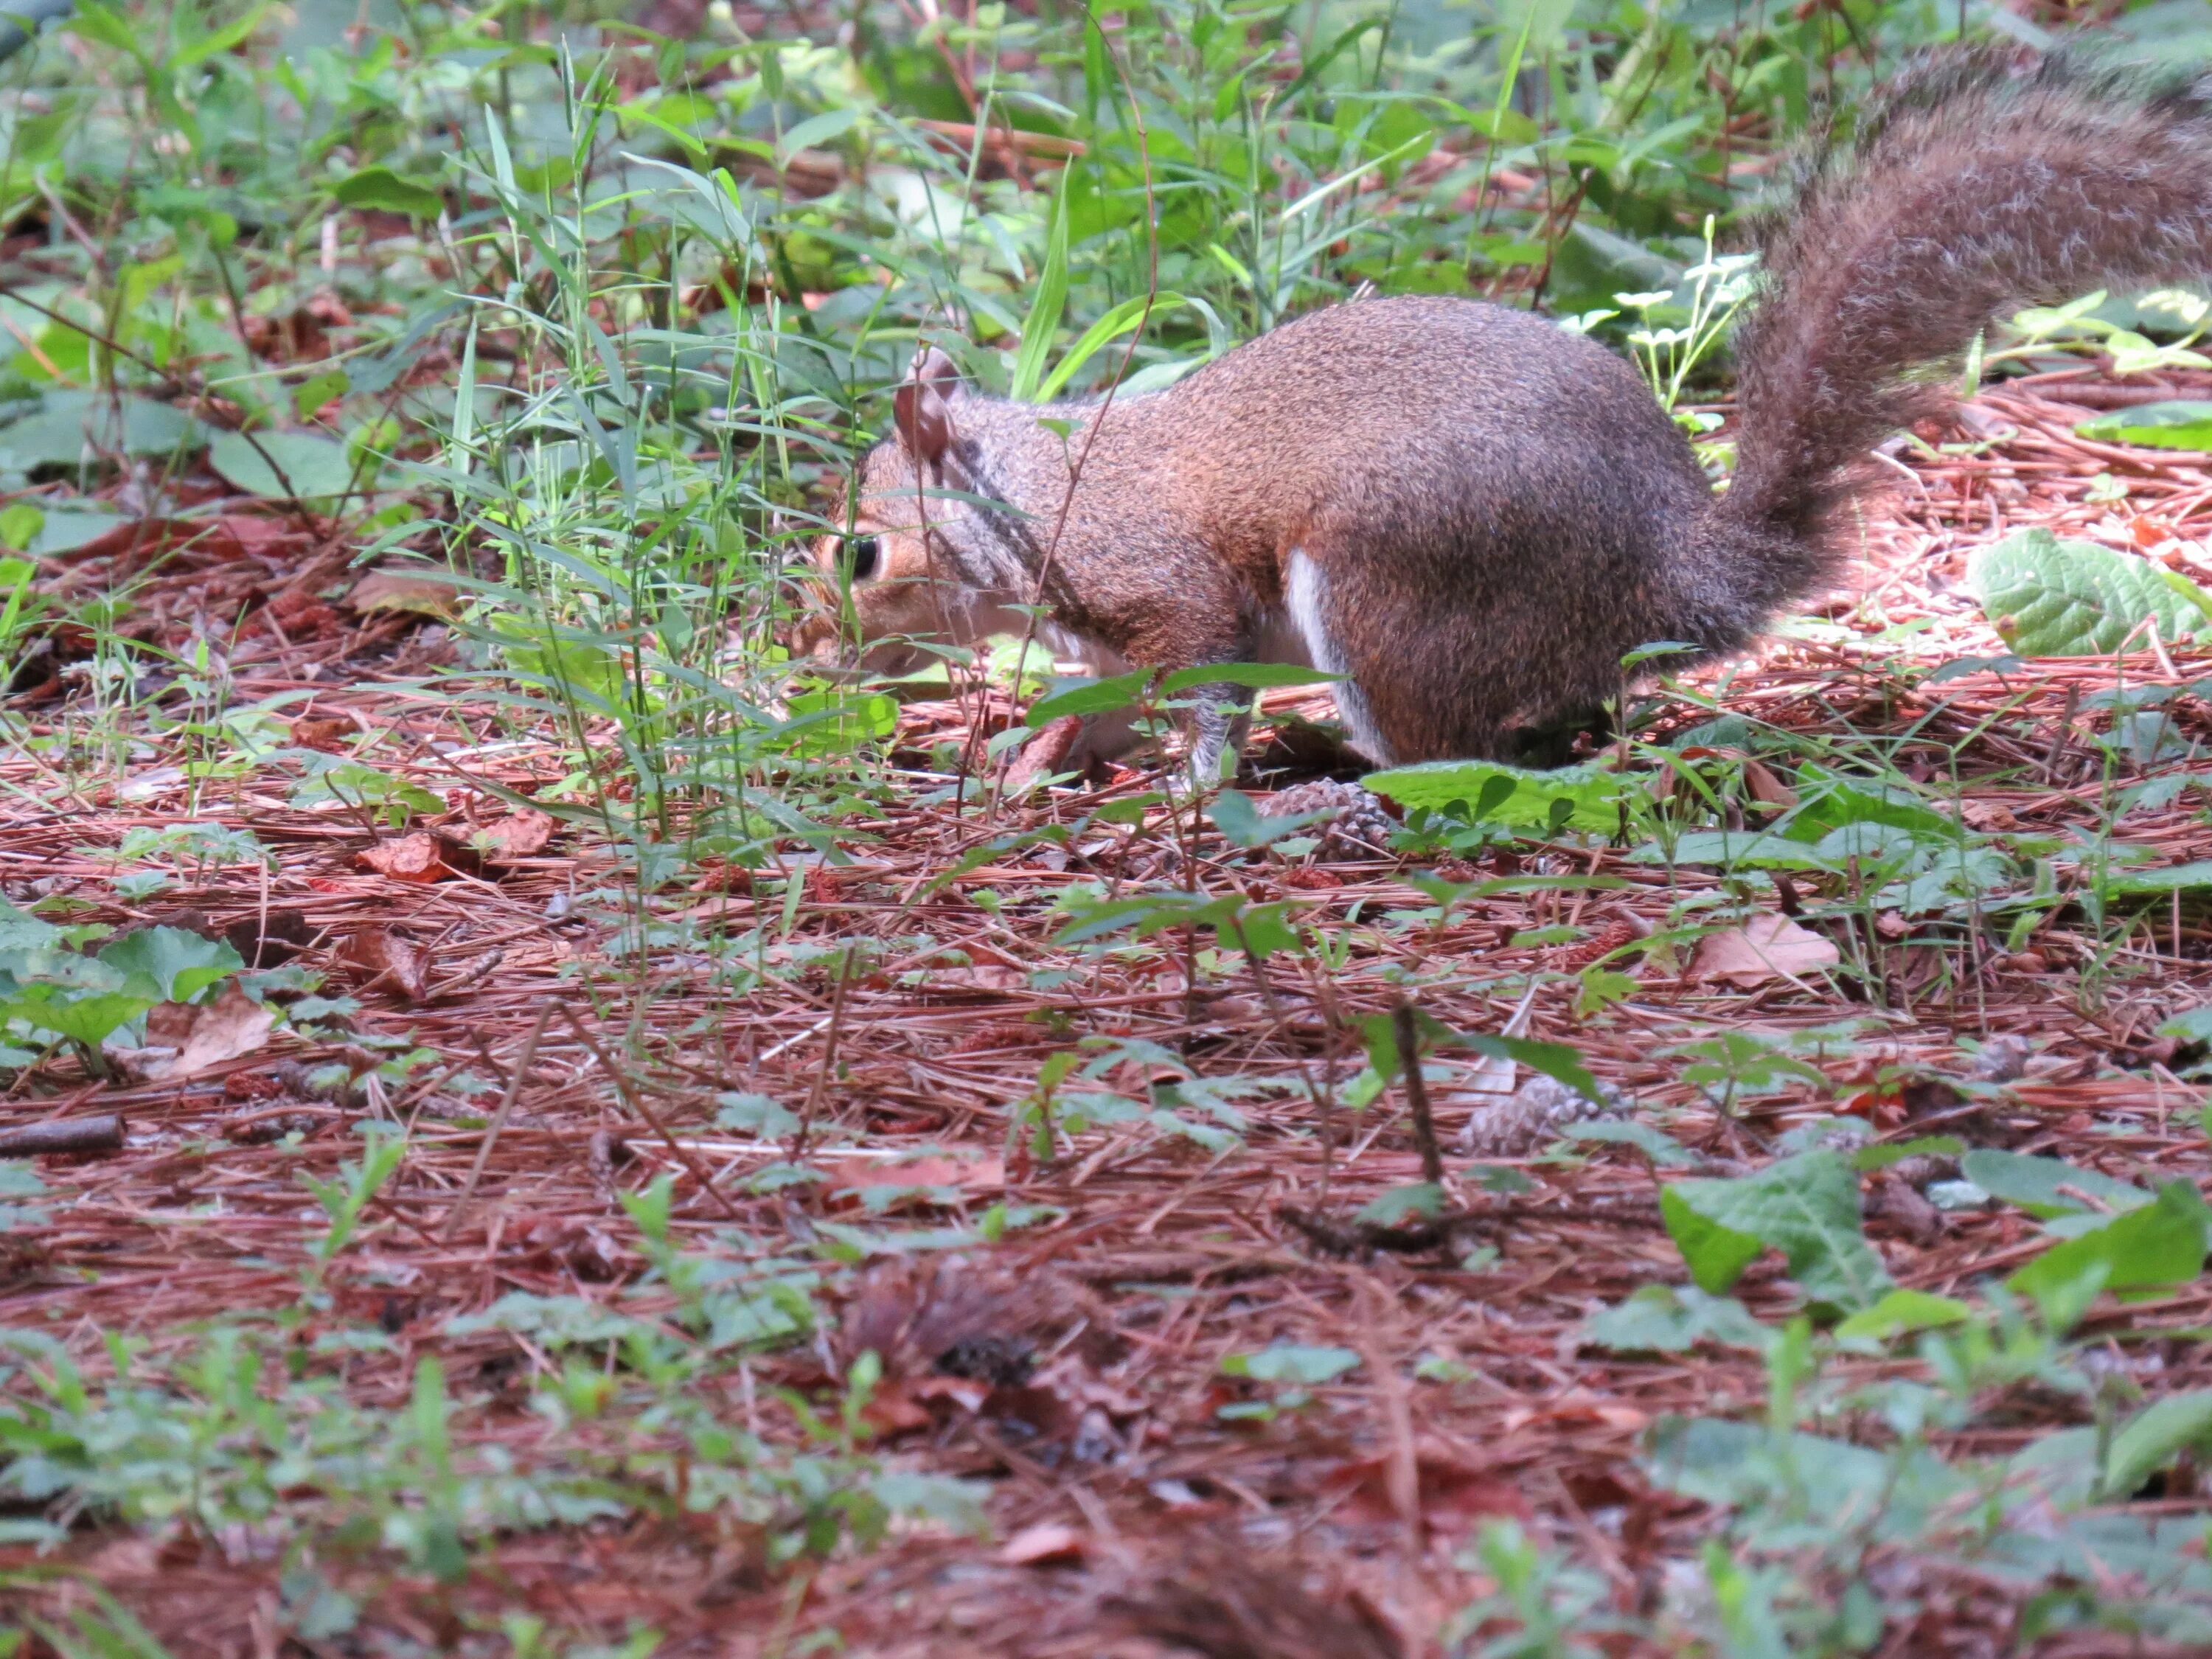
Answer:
1284, 549, 1389, 764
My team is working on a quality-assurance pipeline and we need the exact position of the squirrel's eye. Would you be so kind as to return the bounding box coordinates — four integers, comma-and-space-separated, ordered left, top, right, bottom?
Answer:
844, 535, 881, 580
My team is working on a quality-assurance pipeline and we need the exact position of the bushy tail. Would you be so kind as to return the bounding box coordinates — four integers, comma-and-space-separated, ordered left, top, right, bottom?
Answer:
1716, 49, 2212, 599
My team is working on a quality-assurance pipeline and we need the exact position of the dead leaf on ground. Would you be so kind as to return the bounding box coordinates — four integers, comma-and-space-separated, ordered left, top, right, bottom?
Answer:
114, 982, 276, 1082
451, 807, 556, 863
355, 831, 455, 883
924, 964, 1029, 994
338, 927, 430, 1002
288, 714, 357, 751
348, 567, 465, 617
1005, 713, 1083, 794
1688, 914, 1840, 988
1328, 1440, 1532, 1536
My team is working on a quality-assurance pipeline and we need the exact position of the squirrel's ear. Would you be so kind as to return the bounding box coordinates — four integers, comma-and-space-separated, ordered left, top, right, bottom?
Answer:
893, 346, 961, 466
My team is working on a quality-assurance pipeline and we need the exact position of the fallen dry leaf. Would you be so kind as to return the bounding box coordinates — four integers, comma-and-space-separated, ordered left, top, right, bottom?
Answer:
1688, 914, 1840, 988
926, 964, 1029, 994
355, 831, 454, 883
348, 567, 465, 617
338, 927, 430, 1002
451, 807, 556, 863
288, 715, 356, 751
114, 982, 276, 1082
1006, 714, 1084, 794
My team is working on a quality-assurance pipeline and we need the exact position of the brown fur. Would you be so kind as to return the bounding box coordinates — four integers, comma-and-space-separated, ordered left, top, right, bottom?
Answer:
806, 51, 2212, 768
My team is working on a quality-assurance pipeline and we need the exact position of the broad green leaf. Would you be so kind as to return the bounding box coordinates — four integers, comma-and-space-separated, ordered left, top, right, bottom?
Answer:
1208, 789, 1330, 849
1966, 529, 2202, 656
0, 900, 61, 954
2101, 1389, 2212, 1500
96, 926, 242, 1003
1660, 1150, 1892, 1312
1026, 669, 1151, 725
1658, 1185, 1764, 1296
0, 390, 204, 470
776, 105, 860, 164
777, 689, 897, 757
2008, 1182, 2210, 1307
1365, 759, 1627, 832
330, 166, 445, 220
2093, 861, 2212, 898
1159, 663, 1343, 694
1563, 1120, 1697, 1166
1355, 1183, 1447, 1227
207, 431, 357, 501
2077, 400, 2212, 451
1958, 1149, 2151, 1222
1220, 1344, 1360, 1384
4, 990, 153, 1046
1582, 1284, 1769, 1354
1832, 1288, 1972, 1342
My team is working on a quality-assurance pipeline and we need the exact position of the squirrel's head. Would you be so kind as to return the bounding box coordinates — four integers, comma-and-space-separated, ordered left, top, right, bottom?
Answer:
796, 347, 1028, 674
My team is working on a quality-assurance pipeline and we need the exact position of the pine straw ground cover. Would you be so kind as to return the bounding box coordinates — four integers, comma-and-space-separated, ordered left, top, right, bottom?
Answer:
6, 375, 2212, 1657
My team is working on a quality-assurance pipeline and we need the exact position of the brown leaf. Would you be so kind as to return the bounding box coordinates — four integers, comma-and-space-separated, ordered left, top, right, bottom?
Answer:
338, 927, 430, 1002
348, 567, 465, 617
1688, 914, 1840, 988
1006, 713, 1084, 794
355, 831, 455, 883
288, 715, 356, 751
451, 807, 556, 863
1741, 757, 1798, 808
116, 982, 276, 1082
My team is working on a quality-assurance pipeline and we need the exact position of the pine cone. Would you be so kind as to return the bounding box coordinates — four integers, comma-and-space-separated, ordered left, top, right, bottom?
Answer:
1258, 779, 1398, 859
1458, 1073, 1630, 1157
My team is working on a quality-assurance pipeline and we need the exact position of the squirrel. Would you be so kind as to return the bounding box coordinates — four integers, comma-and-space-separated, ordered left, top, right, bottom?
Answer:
804, 51, 2212, 780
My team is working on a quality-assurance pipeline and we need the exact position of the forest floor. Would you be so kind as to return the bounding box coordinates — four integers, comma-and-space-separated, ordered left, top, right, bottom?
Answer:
5, 365, 2212, 1657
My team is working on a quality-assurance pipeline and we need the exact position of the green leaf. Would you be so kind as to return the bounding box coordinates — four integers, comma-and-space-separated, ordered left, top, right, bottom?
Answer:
1035, 291, 1189, 403
776, 105, 860, 165
97, 926, 243, 1003
1158, 662, 1344, 694
2101, 1389, 2212, 1500
2093, 861, 2212, 898
1660, 1151, 1892, 1312
1965, 529, 2201, 656
1563, 1120, 1697, 1166
1026, 669, 1151, 725
206, 431, 357, 501
1832, 1288, 1972, 1343
778, 689, 898, 757
0, 899, 63, 955
1220, 1344, 1361, 1384
1208, 789, 1329, 849
1958, 1149, 2151, 1222
330, 166, 445, 220
0, 390, 204, 470
1659, 1185, 1764, 1295
1009, 169, 1072, 404
2008, 1181, 2210, 1306
1366, 759, 1627, 832
1582, 1284, 1769, 1354
4, 989, 153, 1046
2077, 400, 2212, 451
1355, 1183, 1447, 1227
